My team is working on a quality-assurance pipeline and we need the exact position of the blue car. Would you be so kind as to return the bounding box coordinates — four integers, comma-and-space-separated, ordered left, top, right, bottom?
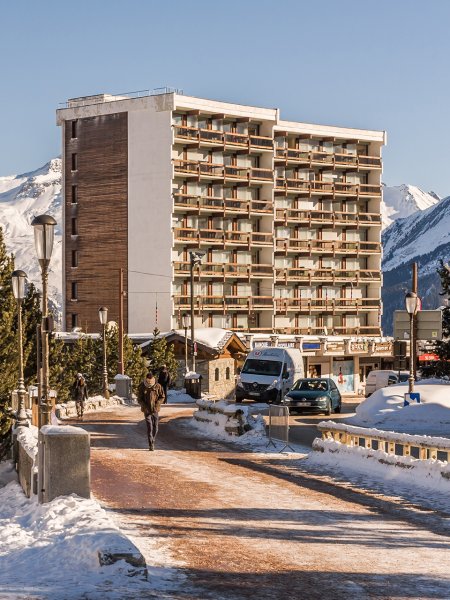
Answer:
282, 378, 342, 415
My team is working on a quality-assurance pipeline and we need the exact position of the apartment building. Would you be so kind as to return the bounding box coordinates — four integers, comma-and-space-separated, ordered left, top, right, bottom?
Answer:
56, 90, 385, 336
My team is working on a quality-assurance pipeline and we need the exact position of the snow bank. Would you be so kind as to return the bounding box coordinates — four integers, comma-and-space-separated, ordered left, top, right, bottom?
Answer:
192, 399, 266, 441
167, 389, 196, 404
56, 395, 125, 419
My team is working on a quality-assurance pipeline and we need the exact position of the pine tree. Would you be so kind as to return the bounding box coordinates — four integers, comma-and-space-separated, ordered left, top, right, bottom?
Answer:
423, 260, 450, 378
146, 328, 178, 384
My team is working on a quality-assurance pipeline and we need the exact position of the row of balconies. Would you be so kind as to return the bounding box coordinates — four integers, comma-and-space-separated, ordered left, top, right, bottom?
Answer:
173, 295, 274, 310
173, 227, 273, 246
275, 178, 381, 197
173, 125, 274, 150
173, 261, 273, 278
173, 193, 273, 215
275, 297, 381, 312
275, 239, 381, 255
271, 325, 382, 336
274, 147, 382, 169
274, 208, 381, 227
173, 159, 273, 182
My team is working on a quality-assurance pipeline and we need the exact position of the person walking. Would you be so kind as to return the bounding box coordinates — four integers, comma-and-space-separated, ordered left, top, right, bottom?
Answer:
138, 371, 165, 450
158, 365, 171, 404
72, 373, 88, 418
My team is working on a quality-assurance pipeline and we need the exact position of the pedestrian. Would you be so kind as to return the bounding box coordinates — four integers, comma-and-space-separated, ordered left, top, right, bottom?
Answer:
72, 373, 88, 418
158, 364, 171, 404
138, 371, 165, 451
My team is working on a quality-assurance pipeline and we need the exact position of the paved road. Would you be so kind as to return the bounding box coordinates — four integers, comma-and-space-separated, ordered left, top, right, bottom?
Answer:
288, 401, 359, 447
74, 403, 450, 599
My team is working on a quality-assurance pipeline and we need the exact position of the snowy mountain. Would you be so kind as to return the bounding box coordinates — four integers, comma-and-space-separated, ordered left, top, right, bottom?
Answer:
381, 196, 450, 334
381, 184, 440, 229
0, 159, 62, 317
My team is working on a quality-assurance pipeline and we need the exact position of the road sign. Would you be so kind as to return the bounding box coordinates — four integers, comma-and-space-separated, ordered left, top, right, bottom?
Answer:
393, 310, 442, 341
404, 392, 421, 406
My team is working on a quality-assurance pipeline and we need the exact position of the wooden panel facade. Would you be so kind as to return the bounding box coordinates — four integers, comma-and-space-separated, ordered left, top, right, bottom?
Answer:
64, 112, 128, 333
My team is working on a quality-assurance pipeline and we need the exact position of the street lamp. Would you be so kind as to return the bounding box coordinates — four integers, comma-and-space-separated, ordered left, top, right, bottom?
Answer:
405, 291, 419, 394
189, 251, 204, 373
12, 270, 29, 427
98, 307, 110, 399
181, 313, 191, 374
31, 214, 57, 427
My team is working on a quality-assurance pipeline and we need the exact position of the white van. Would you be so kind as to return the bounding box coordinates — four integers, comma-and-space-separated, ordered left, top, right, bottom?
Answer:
364, 370, 409, 397
235, 347, 304, 403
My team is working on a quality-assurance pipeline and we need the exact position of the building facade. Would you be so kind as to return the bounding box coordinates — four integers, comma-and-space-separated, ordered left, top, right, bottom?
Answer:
57, 90, 385, 335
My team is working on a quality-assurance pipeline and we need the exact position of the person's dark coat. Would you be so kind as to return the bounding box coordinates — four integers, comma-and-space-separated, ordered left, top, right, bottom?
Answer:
72, 377, 88, 402
138, 380, 164, 415
158, 368, 171, 389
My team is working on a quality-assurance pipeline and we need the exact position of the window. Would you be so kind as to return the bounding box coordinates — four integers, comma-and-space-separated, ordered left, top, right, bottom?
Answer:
71, 313, 78, 329
71, 153, 78, 171
71, 120, 78, 139
71, 250, 78, 267
71, 282, 78, 300
71, 185, 78, 204
225, 367, 230, 380
71, 218, 78, 235
214, 368, 220, 381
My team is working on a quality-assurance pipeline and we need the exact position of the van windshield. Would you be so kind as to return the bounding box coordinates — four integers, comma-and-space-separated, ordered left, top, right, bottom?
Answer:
241, 359, 282, 377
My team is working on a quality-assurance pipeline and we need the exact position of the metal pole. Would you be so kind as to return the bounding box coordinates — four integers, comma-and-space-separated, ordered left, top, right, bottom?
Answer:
16, 298, 28, 427
36, 324, 42, 428
118, 268, 124, 375
190, 260, 196, 373
103, 323, 110, 399
184, 326, 189, 374
412, 262, 418, 381
40, 265, 51, 426
409, 312, 414, 394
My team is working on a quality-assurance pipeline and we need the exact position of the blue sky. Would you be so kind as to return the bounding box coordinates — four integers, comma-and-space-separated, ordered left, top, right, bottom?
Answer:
1, 0, 448, 194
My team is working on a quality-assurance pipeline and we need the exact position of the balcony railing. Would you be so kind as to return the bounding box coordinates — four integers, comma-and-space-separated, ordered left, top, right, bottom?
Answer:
275, 178, 382, 197
275, 238, 381, 254
174, 125, 273, 150
173, 159, 273, 182
274, 268, 381, 282
275, 147, 382, 169
174, 261, 273, 278
173, 294, 273, 309
275, 208, 381, 226
275, 297, 381, 312
272, 325, 382, 336
173, 227, 273, 246
173, 194, 274, 214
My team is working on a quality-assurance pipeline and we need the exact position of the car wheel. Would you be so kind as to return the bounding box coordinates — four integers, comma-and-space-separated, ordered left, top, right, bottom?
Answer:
324, 400, 332, 416
334, 402, 342, 414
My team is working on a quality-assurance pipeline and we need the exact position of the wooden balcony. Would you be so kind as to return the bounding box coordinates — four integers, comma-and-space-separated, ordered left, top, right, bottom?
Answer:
274, 147, 382, 170
275, 208, 381, 227
173, 228, 273, 247
173, 294, 273, 310
274, 178, 382, 198
275, 238, 381, 255
274, 268, 381, 283
173, 125, 273, 151
173, 193, 274, 215
273, 325, 382, 336
275, 297, 381, 313
174, 261, 273, 279
173, 160, 273, 183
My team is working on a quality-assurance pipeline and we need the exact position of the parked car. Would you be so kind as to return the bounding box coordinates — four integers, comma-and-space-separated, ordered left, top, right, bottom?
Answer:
280, 378, 342, 415
364, 370, 410, 397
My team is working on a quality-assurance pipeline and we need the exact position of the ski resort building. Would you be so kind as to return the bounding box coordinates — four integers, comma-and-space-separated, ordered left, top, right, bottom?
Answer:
56, 89, 386, 340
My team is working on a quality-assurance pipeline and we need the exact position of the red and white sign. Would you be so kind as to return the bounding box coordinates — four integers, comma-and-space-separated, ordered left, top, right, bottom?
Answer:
418, 353, 439, 362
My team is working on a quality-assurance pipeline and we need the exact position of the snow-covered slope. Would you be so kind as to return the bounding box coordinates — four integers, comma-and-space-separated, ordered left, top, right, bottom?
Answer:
381, 184, 440, 229
0, 159, 62, 316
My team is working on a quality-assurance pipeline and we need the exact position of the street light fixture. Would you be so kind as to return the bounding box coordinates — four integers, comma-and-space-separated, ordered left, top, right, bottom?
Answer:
98, 307, 110, 399
405, 291, 418, 394
181, 313, 191, 374
189, 251, 204, 373
11, 270, 29, 427
31, 214, 57, 427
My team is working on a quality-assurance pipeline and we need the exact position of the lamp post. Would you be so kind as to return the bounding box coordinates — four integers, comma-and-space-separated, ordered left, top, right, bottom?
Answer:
31, 214, 57, 427
181, 313, 191, 374
98, 307, 110, 399
405, 291, 418, 394
189, 251, 204, 373
12, 270, 29, 427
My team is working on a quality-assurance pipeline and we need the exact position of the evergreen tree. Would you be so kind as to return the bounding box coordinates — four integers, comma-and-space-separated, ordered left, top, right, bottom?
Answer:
424, 260, 450, 378
146, 328, 178, 384
22, 282, 42, 384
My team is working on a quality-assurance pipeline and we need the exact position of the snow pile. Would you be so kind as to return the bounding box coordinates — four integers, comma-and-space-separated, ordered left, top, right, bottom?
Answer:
167, 389, 196, 404
192, 398, 266, 442
56, 395, 126, 419
0, 462, 150, 599
347, 380, 450, 435
15, 424, 39, 460
382, 184, 440, 230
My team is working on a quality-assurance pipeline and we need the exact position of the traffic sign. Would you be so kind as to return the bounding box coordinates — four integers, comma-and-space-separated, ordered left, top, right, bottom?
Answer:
393, 310, 442, 341
404, 392, 421, 406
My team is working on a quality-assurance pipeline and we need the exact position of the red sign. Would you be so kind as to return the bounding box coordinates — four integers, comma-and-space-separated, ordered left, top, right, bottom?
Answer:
418, 353, 439, 362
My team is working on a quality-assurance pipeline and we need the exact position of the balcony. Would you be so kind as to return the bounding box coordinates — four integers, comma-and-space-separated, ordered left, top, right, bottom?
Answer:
173, 125, 273, 151
273, 325, 382, 336
274, 268, 381, 283
173, 227, 273, 247
174, 261, 273, 279
173, 194, 274, 216
275, 208, 381, 227
173, 294, 273, 310
274, 147, 382, 170
274, 178, 382, 198
173, 159, 273, 183
275, 297, 381, 313
275, 238, 381, 255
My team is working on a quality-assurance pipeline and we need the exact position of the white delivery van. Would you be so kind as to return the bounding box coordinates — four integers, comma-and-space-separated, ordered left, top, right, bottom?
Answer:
364, 370, 409, 397
235, 347, 304, 403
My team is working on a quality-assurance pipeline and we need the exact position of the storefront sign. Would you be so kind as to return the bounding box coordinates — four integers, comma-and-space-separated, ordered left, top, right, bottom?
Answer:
350, 341, 368, 353
373, 342, 392, 354
303, 343, 321, 350
325, 341, 345, 353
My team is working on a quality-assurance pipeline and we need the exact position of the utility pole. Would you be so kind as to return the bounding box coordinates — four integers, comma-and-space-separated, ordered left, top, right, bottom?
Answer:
412, 262, 418, 378
118, 268, 124, 375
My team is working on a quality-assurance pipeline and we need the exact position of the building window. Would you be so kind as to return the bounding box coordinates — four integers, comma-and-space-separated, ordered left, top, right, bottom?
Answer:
71, 282, 78, 300
214, 368, 220, 382
71, 313, 78, 329
71, 250, 78, 268
71, 185, 78, 204
71, 218, 78, 235
71, 120, 78, 139
226, 367, 230, 380
71, 153, 78, 171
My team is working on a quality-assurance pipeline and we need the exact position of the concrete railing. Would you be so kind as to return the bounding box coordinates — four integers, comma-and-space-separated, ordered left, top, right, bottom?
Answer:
193, 399, 262, 436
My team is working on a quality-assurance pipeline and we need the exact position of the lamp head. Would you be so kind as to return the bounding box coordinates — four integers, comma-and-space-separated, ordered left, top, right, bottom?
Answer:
11, 270, 27, 301
31, 214, 57, 267
405, 291, 418, 315
181, 312, 191, 328
98, 306, 108, 325
189, 251, 204, 266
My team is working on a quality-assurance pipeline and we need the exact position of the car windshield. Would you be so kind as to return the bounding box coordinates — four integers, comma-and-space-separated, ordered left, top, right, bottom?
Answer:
241, 359, 282, 377
292, 379, 329, 391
